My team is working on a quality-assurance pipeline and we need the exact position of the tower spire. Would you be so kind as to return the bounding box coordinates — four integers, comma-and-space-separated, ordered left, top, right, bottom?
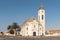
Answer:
39, 0, 44, 10
38, 0, 45, 36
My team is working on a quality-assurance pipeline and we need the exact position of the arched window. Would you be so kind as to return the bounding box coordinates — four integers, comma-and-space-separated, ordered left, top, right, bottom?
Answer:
42, 15, 44, 20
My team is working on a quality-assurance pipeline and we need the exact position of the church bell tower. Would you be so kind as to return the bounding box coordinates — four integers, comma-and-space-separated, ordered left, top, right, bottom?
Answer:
38, 3, 45, 35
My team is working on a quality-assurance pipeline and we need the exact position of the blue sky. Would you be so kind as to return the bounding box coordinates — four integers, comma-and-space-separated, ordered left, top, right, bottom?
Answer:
0, 0, 60, 32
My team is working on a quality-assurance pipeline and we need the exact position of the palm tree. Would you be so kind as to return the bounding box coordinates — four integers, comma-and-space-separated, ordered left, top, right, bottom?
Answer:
7, 22, 21, 35
11, 23, 20, 35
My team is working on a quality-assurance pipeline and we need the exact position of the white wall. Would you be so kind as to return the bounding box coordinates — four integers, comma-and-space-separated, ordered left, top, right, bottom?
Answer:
20, 20, 43, 36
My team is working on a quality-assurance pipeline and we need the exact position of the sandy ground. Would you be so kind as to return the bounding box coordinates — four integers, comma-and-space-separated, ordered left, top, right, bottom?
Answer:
0, 35, 60, 40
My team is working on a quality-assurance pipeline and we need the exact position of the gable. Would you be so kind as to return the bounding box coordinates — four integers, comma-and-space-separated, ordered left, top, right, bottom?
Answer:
21, 16, 38, 28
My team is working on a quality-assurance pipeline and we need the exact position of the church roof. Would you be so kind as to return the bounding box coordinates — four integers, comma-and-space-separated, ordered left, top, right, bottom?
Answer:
21, 16, 36, 28
21, 16, 43, 28
27, 16, 36, 22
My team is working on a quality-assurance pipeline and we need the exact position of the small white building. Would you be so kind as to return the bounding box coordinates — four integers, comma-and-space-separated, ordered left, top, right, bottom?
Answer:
20, 4, 45, 36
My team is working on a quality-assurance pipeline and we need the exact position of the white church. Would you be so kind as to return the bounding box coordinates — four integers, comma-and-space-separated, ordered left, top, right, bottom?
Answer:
20, 3, 45, 36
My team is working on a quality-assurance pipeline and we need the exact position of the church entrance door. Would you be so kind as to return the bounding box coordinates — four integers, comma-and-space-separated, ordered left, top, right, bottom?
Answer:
33, 32, 36, 36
